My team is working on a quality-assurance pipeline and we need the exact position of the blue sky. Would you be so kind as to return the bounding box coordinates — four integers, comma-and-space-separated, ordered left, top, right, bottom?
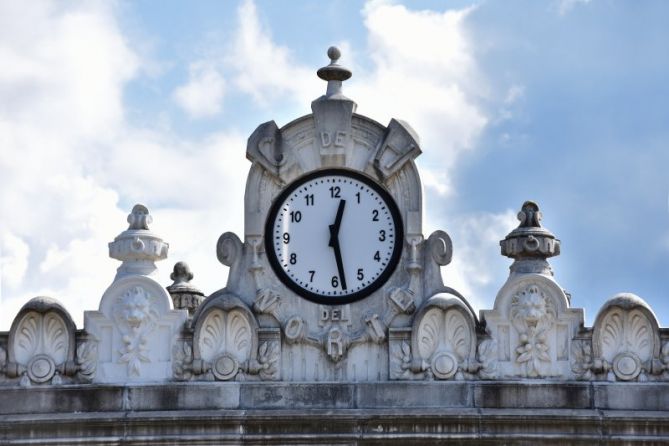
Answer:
0, 0, 667, 329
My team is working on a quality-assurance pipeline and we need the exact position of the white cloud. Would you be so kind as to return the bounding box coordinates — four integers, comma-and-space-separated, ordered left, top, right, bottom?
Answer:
0, 232, 30, 291
173, 62, 226, 118
227, 0, 317, 107
350, 1, 488, 196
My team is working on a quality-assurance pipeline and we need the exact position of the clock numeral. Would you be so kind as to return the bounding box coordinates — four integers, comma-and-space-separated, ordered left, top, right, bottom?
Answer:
305, 194, 314, 206
309, 270, 315, 282
374, 251, 381, 262
331, 276, 339, 288
355, 192, 361, 203
282, 232, 290, 244
329, 186, 341, 198
379, 230, 386, 241
357, 268, 364, 281
372, 209, 379, 221
290, 253, 297, 265
290, 211, 302, 222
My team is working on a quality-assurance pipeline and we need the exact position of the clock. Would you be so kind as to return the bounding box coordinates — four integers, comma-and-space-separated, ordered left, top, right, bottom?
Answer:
264, 168, 404, 305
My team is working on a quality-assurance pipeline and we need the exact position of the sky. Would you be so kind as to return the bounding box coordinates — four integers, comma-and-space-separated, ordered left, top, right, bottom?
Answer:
0, 0, 668, 330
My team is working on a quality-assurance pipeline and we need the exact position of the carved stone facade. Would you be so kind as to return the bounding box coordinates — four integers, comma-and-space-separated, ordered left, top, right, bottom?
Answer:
0, 47, 666, 444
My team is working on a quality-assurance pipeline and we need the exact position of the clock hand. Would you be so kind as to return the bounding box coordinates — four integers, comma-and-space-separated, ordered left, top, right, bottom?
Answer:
328, 200, 347, 290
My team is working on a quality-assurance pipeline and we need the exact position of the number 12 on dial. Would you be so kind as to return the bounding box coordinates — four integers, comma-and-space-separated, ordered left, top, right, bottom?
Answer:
264, 169, 403, 305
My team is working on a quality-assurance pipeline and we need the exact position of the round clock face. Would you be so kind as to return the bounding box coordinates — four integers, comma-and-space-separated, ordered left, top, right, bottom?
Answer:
265, 169, 404, 305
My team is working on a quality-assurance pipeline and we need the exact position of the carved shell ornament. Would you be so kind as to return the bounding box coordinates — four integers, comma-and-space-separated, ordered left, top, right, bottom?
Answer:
413, 298, 477, 380
198, 309, 253, 380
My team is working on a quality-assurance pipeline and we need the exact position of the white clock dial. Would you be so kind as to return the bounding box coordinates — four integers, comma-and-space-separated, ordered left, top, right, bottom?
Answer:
265, 169, 403, 305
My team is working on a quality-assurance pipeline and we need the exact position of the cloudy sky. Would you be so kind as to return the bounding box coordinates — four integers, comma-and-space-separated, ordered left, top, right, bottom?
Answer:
0, 0, 667, 330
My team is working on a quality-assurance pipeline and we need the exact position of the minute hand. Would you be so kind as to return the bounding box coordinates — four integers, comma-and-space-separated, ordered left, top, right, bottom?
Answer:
328, 199, 347, 290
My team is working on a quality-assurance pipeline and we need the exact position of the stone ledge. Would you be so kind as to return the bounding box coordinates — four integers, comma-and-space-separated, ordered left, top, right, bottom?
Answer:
0, 381, 668, 415
1, 409, 669, 445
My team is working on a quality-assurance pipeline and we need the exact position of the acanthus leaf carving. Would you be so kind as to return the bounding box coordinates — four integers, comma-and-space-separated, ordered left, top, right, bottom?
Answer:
173, 340, 193, 381
477, 339, 497, 380
570, 339, 593, 380
76, 341, 97, 382
257, 341, 280, 380
390, 340, 416, 380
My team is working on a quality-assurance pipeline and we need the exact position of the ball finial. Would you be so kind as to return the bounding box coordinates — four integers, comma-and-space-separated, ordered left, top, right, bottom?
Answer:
327, 46, 341, 63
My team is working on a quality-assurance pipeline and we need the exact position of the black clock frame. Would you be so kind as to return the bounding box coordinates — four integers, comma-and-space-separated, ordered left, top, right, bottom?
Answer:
264, 168, 404, 305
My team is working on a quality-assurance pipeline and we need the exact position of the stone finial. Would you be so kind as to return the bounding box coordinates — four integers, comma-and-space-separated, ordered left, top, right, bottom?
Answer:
500, 201, 560, 275
108, 204, 168, 279
127, 204, 152, 230
316, 46, 352, 100
166, 262, 204, 316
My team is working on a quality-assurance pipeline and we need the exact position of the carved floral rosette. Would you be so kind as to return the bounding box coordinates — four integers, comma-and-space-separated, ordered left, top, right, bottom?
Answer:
7, 297, 77, 385
592, 293, 661, 381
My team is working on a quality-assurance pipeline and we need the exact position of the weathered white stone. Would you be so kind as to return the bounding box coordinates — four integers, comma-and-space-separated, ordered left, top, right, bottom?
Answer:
84, 276, 186, 382
592, 293, 661, 381
84, 205, 186, 383
482, 274, 583, 379
6, 297, 77, 385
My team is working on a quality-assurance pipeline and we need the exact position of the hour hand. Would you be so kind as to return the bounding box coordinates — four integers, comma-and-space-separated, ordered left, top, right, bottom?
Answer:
328, 200, 347, 290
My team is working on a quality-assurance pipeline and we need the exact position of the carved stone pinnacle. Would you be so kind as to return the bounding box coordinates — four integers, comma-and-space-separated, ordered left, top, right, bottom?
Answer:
109, 204, 168, 280
316, 46, 352, 100
500, 201, 560, 275
167, 262, 204, 316
127, 204, 152, 230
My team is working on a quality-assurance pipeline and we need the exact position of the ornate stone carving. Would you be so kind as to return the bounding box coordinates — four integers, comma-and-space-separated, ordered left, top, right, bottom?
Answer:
592, 293, 660, 381
191, 294, 260, 381
85, 276, 187, 383
246, 120, 285, 178
113, 286, 159, 376
500, 201, 560, 276
172, 340, 193, 381
257, 341, 280, 380
167, 262, 204, 316
76, 341, 97, 382
7, 297, 77, 385
570, 339, 594, 380
373, 118, 421, 179
108, 205, 168, 279
510, 285, 556, 378
482, 274, 583, 379
477, 339, 498, 380
410, 295, 477, 380
217, 232, 243, 268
